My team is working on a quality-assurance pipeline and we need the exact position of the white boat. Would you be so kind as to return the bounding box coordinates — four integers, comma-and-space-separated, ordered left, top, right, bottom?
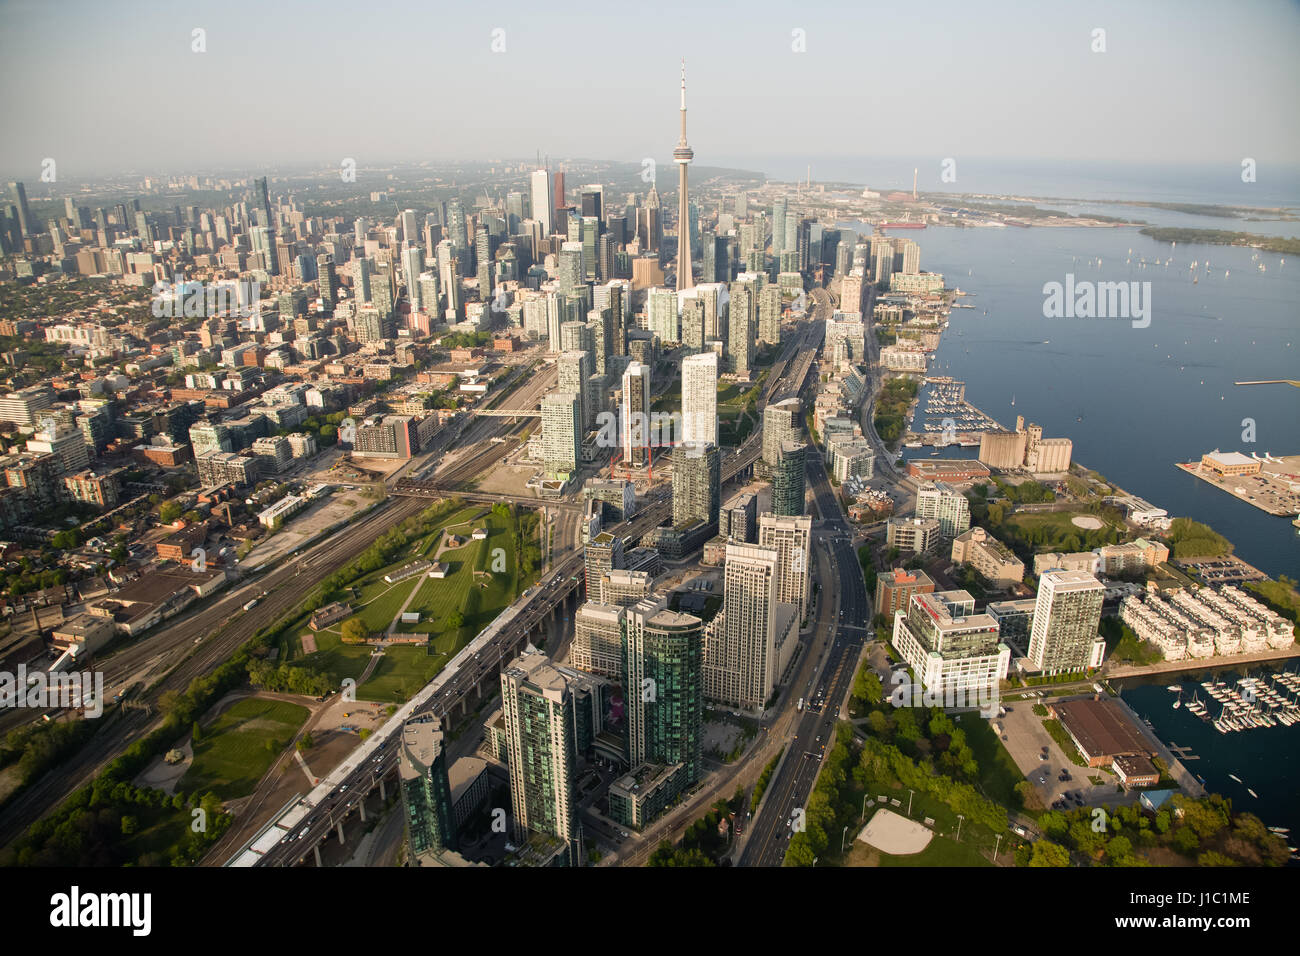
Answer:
1247, 788, 1259, 798
1229, 774, 1242, 783
1167, 685, 1182, 692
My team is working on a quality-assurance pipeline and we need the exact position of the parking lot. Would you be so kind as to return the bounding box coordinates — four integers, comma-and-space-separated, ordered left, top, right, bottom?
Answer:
999, 698, 1122, 811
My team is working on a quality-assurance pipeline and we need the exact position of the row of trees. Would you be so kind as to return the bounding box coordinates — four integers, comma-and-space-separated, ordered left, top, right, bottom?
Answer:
1023, 794, 1289, 867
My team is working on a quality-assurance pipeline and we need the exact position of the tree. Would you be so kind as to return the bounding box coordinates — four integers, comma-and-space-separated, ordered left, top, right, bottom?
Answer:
1028, 840, 1070, 867
190, 721, 202, 744
159, 500, 183, 524
340, 618, 367, 643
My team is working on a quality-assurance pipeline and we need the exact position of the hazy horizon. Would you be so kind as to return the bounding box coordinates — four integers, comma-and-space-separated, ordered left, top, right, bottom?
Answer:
2, 0, 1298, 185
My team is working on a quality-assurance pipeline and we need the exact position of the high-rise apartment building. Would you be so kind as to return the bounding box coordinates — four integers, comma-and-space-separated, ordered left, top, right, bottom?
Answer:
500, 649, 582, 865
621, 361, 651, 467
1027, 570, 1106, 675
681, 351, 718, 446
758, 513, 812, 616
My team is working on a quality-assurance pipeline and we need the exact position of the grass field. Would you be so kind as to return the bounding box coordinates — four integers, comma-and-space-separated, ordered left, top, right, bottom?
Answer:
180, 697, 309, 800
960, 714, 1027, 809
287, 504, 536, 704
876, 833, 993, 867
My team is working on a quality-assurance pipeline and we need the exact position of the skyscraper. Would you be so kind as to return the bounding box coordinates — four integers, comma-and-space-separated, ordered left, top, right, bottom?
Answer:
915, 481, 972, 539
681, 351, 718, 446
622, 361, 651, 467
530, 169, 553, 237
623, 597, 704, 782
704, 543, 779, 710
1028, 570, 1106, 675
758, 513, 813, 616
500, 649, 582, 865
763, 398, 803, 469
541, 391, 581, 480
398, 718, 457, 858
672, 442, 720, 528
673, 62, 694, 292
772, 441, 807, 516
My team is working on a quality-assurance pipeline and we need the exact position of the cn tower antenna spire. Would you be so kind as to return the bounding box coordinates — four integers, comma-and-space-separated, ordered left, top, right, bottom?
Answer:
673, 60, 694, 292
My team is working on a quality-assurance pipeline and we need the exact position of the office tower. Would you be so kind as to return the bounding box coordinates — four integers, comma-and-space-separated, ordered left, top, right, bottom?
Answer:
316, 253, 337, 308
621, 361, 651, 466
557, 350, 592, 433
584, 530, 625, 599
402, 243, 425, 311
447, 198, 469, 257
530, 169, 553, 236
623, 598, 704, 782
681, 351, 718, 446
672, 442, 720, 528
581, 216, 599, 280
914, 481, 971, 539
250, 225, 276, 275
500, 649, 582, 865
771, 441, 807, 516
727, 277, 755, 376
758, 285, 782, 345
553, 170, 566, 212
1027, 570, 1106, 675
673, 62, 694, 292
254, 176, 273, 231
475, 230, 493, 302
771, 197, 787, 257
705, 543, 779, 710
580, 184, 604, 222
835, 240, 853, 277
892, 591, 1010, 696
647, 287, 678, 345
399, 208, 419, 244
398, 719, 457, 857
418, 272, 440, 318
541, 391, 581, 480
680, 293, 705, 352
758, 513, 812, 616
639, 186, 661, 257
762, 398, 803, 469
505, 191, 526, 234
597, 232, 616, 282
436, 240, 460, 318
6, 184, 32, 238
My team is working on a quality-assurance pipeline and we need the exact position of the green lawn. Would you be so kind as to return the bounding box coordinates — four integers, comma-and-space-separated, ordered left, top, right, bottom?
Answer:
959, 714, 1026, 809
877, 832, 993, 867
180, 698, 309, 800
300, 506, 536, 704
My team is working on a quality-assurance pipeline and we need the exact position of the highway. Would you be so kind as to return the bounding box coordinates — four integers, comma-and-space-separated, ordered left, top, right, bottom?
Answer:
737, 448, 870, 866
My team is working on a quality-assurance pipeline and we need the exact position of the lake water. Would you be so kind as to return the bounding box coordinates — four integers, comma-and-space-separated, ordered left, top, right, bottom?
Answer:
1118, 666, 1299, 848
844, 216, 1300, 579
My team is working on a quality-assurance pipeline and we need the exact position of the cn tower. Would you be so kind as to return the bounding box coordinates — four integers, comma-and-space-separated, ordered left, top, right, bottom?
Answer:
673, 60, 694, 292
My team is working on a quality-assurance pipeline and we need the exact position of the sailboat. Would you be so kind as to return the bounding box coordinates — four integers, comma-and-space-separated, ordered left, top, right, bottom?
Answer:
1010, 394, 1015, 407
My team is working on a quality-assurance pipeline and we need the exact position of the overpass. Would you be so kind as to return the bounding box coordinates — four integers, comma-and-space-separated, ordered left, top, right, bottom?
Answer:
390, 481, 582, 512
468, 408, 543, 417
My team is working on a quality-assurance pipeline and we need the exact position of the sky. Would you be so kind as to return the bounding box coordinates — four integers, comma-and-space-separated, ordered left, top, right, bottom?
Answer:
1, 0, 1298, 184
